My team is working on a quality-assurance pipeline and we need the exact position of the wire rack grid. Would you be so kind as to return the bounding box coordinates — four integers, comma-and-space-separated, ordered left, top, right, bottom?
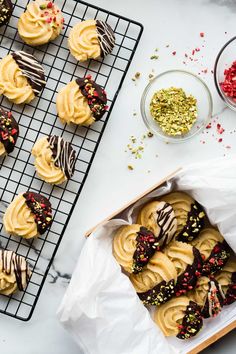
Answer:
0, 0, 143, 320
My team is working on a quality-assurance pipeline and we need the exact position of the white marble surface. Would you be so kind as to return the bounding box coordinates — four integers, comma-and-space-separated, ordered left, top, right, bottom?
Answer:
1, 0, 236, 353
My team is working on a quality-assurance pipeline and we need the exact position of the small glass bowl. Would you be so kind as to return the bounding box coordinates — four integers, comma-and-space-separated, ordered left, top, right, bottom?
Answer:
140, 70, 213, 143
214, 36, 236, 111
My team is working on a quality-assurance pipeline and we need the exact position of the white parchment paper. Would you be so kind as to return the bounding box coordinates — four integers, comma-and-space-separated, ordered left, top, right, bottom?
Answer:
58, 156, 236, 354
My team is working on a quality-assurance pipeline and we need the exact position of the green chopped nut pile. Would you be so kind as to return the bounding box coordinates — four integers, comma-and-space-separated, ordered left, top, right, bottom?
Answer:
150, 87, 198, 136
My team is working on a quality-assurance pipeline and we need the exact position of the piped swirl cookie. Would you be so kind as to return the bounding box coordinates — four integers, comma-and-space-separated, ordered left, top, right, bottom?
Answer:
0, 51, 46, 104
56, 76, 108, 126
68, 19, 115, 62
32, 135, 76, 185
189, 276, 225, 318
215, 255, 236, 305
113, 224, 159, 274
3, 192, 52, 239
161, 192, 205, 243
191, 228, 231, 276
0, 109, 19, 156
18, 0, 64, 46
137, 201, 177, 247
130, 251, 177, 306
0, 250, 31, 295
154, 296, 203, 339
163, 241, 203, 296
0, 0, 13, 27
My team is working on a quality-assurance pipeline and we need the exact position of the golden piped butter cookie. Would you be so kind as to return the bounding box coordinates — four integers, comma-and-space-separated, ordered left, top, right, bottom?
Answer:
189, 276, 224, 318
163, 241, 203, 296
32, 135, 76, 185
154, 296, 203, 339
0, 109, 19, 156
3, 191, 52, 239
0, 51, 46, 104
56, 76, 108, 126
215, 255, 236, 305
113, 224, 160, 274
0, 250, 31, 295
161, 192, 205, 242
130, 251, 177, 305
68, 19, 115, 62
137, 201, 177, 247
191, 228, 231, 276
18, 0, 64, 46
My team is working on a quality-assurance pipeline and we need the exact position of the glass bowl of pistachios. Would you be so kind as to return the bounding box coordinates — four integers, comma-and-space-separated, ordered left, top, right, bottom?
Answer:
140, 70, 213, 143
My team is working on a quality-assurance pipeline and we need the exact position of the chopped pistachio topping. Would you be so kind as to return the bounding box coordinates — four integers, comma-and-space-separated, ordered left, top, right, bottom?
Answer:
149, 73, 155, 80
150, 87, 198, 136
132, 72, 141, 82
150, 55, 159, 60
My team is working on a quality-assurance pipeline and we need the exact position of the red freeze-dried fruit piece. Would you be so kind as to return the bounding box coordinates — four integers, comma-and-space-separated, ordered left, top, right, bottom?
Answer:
217, 124, 225, 134
220, 61, 236, 101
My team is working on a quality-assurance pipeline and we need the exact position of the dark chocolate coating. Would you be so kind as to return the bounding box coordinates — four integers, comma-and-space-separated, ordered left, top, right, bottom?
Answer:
11, 51, 46, 96
0, 108, 19, 154
155, 202, 177, 247
201, 278, 224, 318
0, 0, 13, 27
177, 202, 205, 243
138, 279, 175, 306
202, 241, 231, 276
132, 226, 159, 274
175, 247, 203, 296
224, 272, 236, 305
177, 301, 203, 340
47, 135, 76, 180
96, 20, 115, 58
23, 192, 52, 235
0, 249, 31, 291
76, 76, 107, 121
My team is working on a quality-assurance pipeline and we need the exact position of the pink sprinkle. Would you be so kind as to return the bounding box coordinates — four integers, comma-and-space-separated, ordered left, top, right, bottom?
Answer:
200, 32, 205, 37
172, 51, 176, 56
218, 138, 223, 143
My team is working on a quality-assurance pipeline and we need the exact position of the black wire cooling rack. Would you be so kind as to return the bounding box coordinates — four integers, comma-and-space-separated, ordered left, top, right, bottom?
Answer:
0, 0, 143, 320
